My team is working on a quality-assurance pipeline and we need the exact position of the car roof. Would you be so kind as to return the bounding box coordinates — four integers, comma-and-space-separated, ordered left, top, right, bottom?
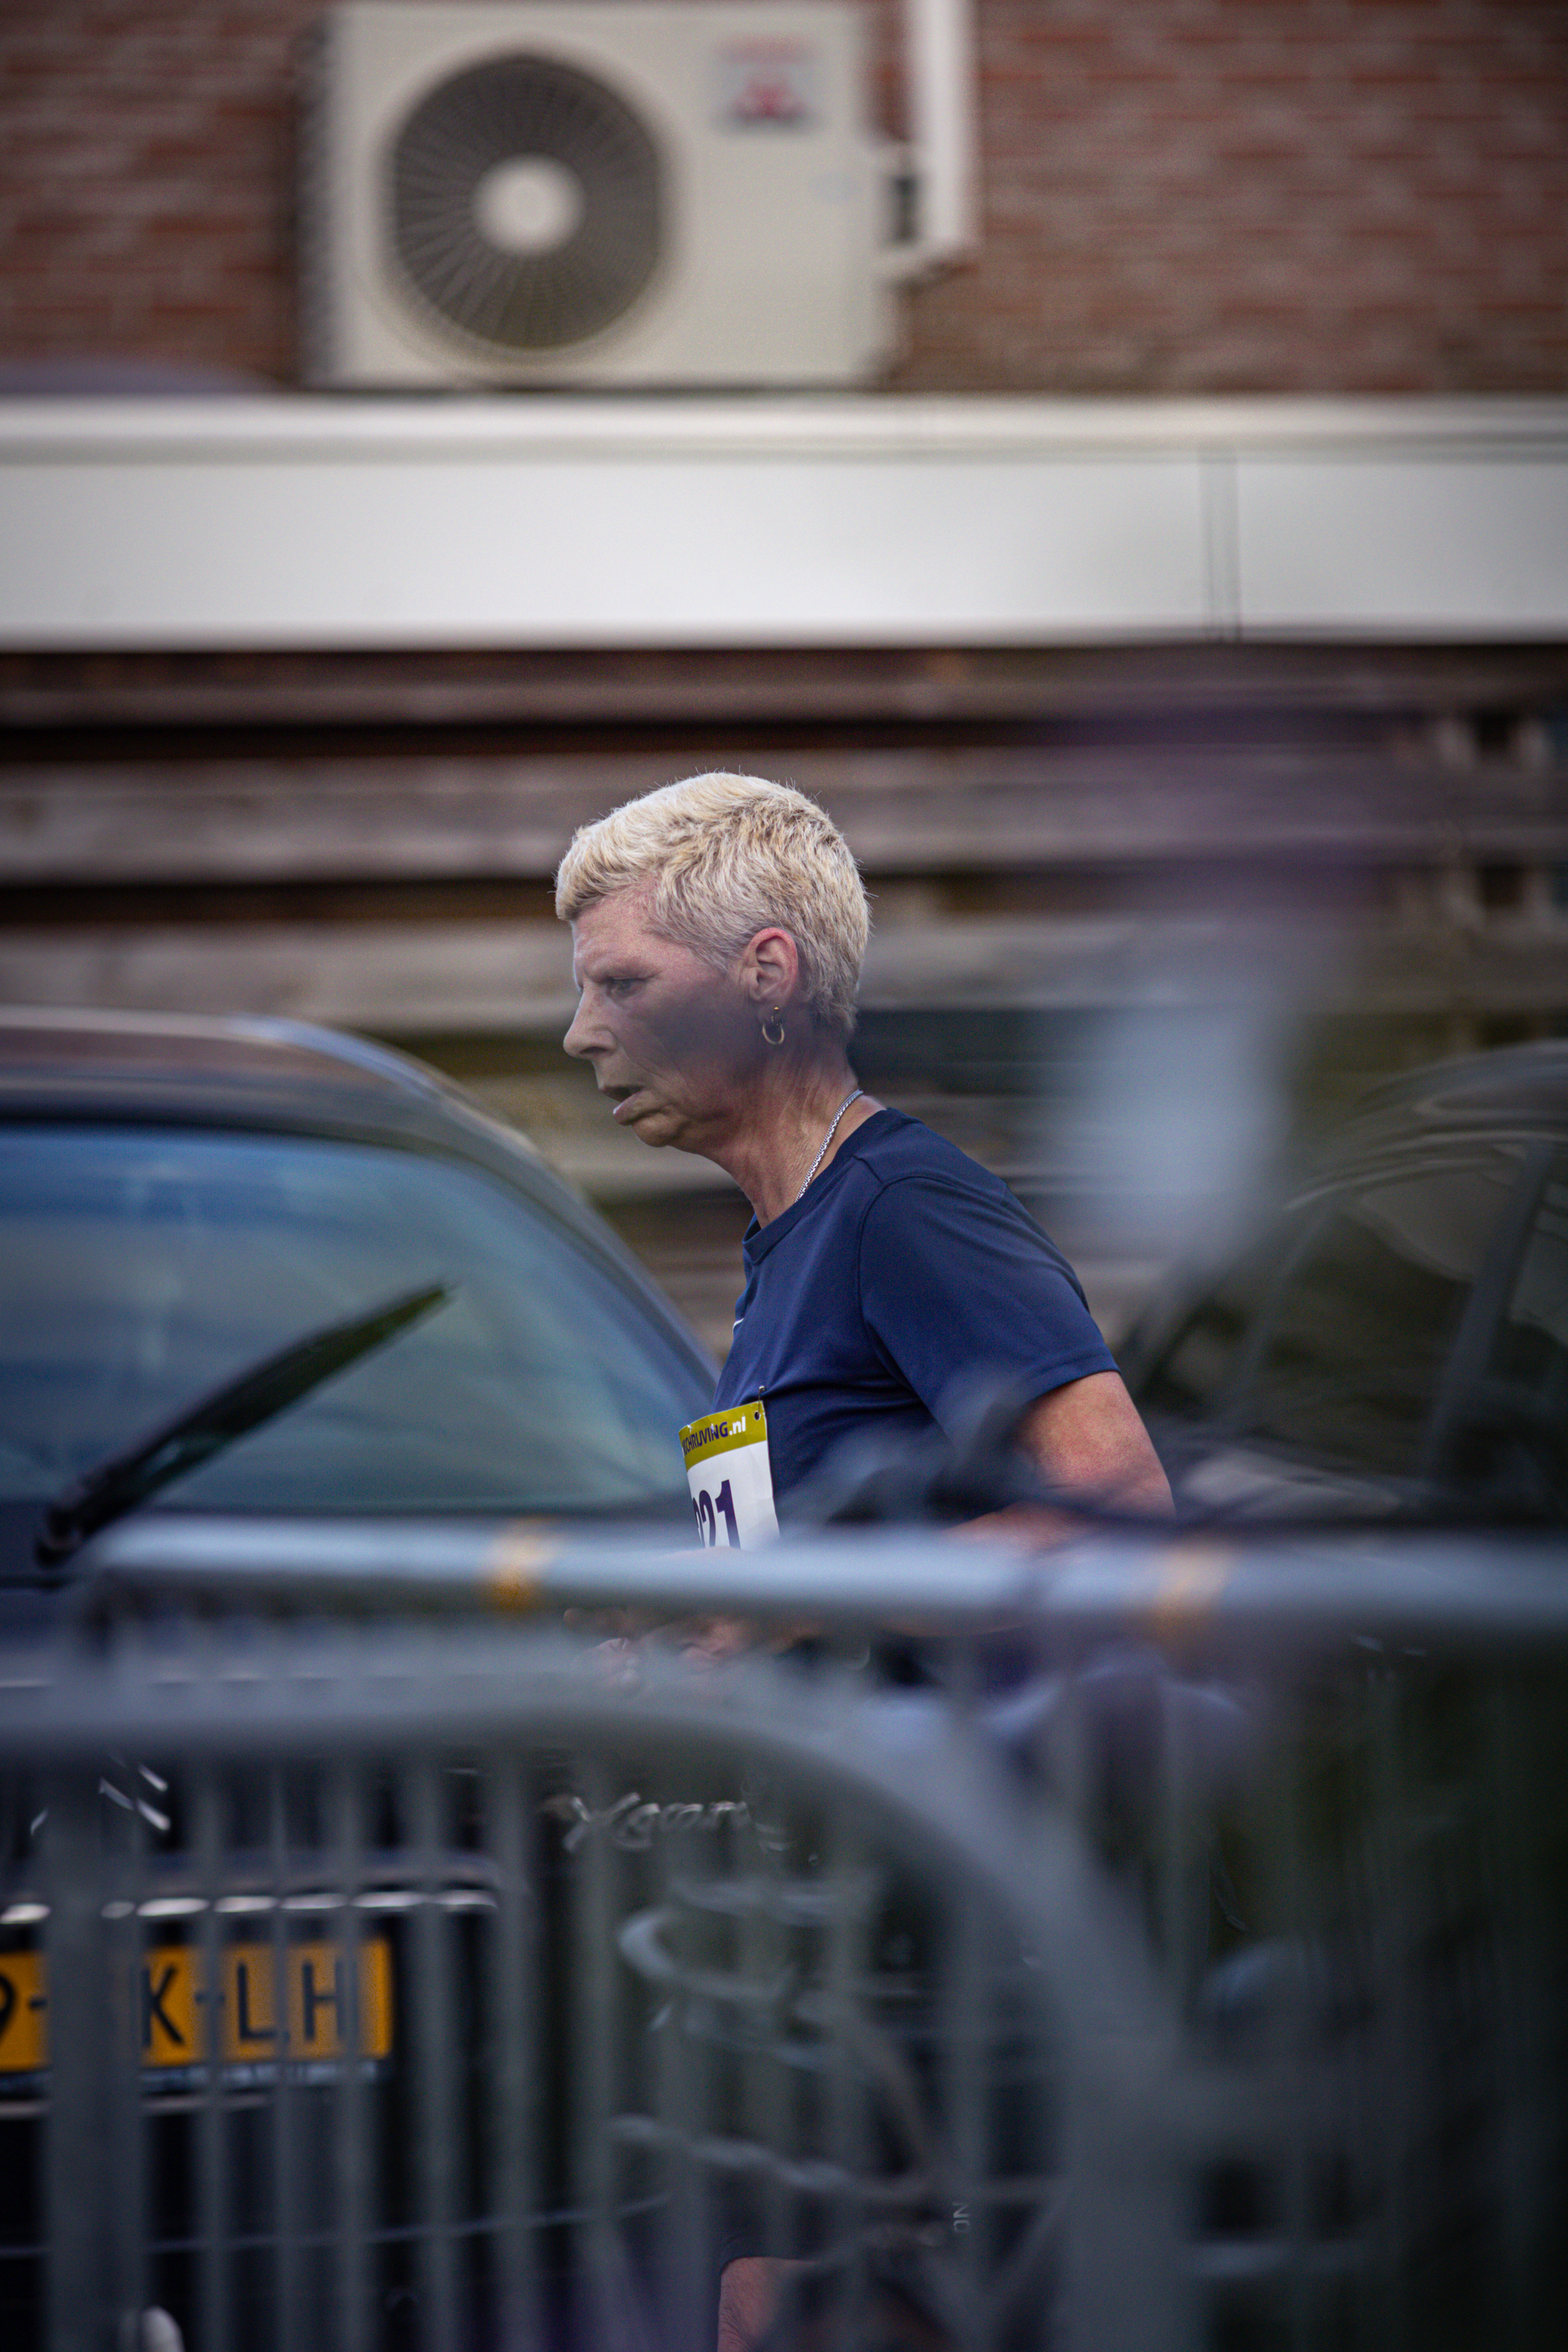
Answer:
1306, 1040, 1568, 1191
0, 1005, 501, 1119
1352, 1039, 1568, 1125
0, 1008, 710, 1370
0, 1008, 554, 1170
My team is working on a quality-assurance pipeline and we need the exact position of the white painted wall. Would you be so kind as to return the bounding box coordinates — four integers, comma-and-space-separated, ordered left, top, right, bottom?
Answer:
1, 396, 1564, 647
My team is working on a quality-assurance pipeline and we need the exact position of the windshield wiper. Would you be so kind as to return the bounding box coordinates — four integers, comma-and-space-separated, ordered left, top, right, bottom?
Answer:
35, 1281, 453, 1570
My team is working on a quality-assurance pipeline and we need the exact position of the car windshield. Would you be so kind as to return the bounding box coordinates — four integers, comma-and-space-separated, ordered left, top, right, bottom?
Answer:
0, 1125, 708, 1518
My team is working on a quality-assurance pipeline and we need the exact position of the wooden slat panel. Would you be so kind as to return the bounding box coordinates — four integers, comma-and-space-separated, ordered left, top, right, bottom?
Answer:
0, 920, 575, 1033
6, 910, 1568, 1032
5, 643, 1568, 730
859, 915, 1568, 1016
5, 742, 1564, 885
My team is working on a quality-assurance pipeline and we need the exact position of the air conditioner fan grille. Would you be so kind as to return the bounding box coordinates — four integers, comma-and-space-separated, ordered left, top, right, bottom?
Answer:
388, 54, 662, 354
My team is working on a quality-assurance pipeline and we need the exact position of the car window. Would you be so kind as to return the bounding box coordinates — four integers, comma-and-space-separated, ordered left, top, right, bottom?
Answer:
0, 1125, 709, 1519
1236, 1152, 1525, 1476
1488, 1152, 1568, 1415
1134, 1209, 1313, 1420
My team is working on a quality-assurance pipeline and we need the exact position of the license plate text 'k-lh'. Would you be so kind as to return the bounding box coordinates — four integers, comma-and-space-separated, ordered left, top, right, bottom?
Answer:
0, 1938, 393, 2073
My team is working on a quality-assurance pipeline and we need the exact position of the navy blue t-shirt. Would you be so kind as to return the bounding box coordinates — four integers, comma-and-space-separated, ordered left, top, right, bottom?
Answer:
713, 1108, 1116, 1517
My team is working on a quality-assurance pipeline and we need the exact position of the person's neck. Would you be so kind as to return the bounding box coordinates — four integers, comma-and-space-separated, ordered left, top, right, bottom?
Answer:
710, 1055, 871, 1226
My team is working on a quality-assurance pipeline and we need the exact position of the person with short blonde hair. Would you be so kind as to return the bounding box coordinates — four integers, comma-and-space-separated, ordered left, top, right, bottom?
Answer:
556, 770, 868, 1040
557, 770, 1169, 1534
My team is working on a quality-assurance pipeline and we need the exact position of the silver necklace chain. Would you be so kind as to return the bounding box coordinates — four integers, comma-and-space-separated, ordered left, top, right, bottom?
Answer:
795, 1087, 864, 1203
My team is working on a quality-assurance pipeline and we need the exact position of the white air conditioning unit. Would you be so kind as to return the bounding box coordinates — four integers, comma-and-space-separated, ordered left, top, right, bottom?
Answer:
300, 2, 898, 387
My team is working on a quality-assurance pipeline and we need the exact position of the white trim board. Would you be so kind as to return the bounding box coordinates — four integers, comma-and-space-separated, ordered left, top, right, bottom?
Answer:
2, 396, 1565, 647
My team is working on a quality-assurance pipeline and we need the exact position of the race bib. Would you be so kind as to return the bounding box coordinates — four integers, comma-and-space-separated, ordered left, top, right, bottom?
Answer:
680, 1400, 779, 1548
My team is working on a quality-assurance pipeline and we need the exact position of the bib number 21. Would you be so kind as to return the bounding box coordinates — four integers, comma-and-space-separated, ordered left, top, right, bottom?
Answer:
695, 1479, 739, 1547
679, 1401, 779, 1549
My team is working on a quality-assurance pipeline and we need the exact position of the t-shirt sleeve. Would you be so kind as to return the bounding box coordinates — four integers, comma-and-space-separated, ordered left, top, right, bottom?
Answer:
856, 1175, 1117, 1430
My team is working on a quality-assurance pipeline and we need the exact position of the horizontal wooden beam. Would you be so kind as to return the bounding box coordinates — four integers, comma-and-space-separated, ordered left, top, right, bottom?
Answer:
5, 741, 1567, 886
5, 910, 1568, 1034
5, 642, 1568, 732
0, 920, 575, 1035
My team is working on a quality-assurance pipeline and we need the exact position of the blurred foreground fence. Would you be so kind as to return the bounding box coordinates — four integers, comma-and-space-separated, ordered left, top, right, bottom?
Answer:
2, 1526, 1567, 2352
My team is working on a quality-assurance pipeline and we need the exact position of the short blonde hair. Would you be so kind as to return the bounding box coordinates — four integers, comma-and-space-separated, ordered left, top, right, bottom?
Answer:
554, 772, 869, 1039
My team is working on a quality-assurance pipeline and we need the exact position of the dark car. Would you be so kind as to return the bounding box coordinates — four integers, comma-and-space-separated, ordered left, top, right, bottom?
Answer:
0, 1008, 713, 1613
1119, 1042, 1568, 1523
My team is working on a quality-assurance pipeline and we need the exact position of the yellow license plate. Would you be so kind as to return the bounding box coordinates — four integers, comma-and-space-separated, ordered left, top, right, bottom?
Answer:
0, 1938, 393, 2074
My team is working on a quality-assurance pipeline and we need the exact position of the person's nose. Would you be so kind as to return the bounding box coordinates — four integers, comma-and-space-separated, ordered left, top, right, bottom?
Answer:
563, 989, 602, 1062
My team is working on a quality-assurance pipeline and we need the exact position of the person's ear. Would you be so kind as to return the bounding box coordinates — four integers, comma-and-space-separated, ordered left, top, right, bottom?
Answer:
739, 927, 800, 1009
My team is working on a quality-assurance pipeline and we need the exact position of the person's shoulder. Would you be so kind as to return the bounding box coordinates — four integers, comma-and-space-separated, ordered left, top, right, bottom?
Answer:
852, 1111, 1097, 1312
851, 1109, 1008, 1200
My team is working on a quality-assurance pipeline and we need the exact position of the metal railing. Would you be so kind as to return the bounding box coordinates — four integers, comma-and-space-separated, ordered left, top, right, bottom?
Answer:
4, 1522, 1567, 2351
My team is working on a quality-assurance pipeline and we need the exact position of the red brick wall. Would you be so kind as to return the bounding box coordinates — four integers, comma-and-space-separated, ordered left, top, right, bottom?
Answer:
0, 4, 303, 383
2, 0, 1565, 394
934, 0, 1568, 394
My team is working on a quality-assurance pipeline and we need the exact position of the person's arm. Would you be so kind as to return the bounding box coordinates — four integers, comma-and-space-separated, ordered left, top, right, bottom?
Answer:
1018, 1368, 1173, 1519
858, 1178, 1149, 1512
717, 2259, 786, 2352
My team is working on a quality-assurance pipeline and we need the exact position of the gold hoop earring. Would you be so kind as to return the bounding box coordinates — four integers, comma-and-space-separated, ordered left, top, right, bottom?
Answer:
761, 1008, 786, 1047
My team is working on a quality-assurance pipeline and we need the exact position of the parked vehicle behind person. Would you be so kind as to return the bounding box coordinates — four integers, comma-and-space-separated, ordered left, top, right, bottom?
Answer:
1120, 1042, 1568, 1523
